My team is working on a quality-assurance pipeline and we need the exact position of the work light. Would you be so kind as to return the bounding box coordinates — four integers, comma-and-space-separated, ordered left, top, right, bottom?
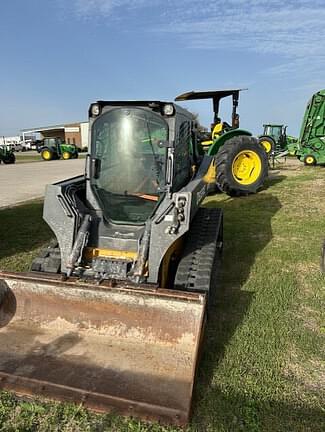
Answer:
163, 104, 175, 116
91, 104, 101, 117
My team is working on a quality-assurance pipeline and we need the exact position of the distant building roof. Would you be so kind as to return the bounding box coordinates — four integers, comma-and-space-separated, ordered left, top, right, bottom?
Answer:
21, 121, 87, 133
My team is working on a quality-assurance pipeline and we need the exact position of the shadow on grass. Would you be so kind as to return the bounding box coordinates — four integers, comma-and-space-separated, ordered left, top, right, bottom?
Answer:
192, 193, 282, 423
261, 174, 287, 190
192, 385, 324, 432
0, 201, 52, 263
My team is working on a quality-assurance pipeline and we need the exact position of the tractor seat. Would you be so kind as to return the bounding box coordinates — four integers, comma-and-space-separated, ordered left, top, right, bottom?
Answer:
201, 122, 225, 147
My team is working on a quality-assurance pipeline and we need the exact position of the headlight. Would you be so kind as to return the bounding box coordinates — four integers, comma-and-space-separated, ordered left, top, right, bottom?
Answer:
91, 103, 101, 117
162, 103, 175, 116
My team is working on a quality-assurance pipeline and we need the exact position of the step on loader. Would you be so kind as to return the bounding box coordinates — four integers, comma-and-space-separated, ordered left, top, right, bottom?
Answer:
0, 96, 266, 425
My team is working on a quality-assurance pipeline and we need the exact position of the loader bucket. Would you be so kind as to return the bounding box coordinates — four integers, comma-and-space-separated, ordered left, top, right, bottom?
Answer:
0, 271, 206, 426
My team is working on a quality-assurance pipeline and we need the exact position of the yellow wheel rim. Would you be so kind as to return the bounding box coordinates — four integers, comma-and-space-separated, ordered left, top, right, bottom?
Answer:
260, 140, 272, 153
305, 156, 314, 165
232, 150, 262, 185
42, 150, 51, 160
62, 151, 71, 160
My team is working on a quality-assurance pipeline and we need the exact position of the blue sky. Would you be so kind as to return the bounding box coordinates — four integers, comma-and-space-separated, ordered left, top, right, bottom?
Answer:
0, 0, 324, 136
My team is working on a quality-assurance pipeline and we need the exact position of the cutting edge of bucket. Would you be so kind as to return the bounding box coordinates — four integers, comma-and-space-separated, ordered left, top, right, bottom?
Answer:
0, 270, 206, 302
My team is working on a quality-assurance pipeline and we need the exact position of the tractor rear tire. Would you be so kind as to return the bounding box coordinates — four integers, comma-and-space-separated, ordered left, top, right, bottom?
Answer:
41, 148, 53, 161
174, 207, 223, 309
321, 241, 325, 273
259, 136, 274, 155
216, 135, 268, 197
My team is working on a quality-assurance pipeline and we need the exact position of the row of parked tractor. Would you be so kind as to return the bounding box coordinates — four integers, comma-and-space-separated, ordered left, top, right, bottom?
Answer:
0, 137, 79, 164
2, 89, 324, 168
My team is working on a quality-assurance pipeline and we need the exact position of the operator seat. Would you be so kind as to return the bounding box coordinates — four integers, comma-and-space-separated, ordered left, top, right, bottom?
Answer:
201, 120, 227, 147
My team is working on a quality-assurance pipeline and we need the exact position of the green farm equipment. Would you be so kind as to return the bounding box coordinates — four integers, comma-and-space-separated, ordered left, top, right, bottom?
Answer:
0, 94, 268, 425
0, 145, 15, 164
259, 124, 297, 156
39, 137, 79, 161
258, 124, 298, 167
175, 89, 268, 196
294, 89, 325, 166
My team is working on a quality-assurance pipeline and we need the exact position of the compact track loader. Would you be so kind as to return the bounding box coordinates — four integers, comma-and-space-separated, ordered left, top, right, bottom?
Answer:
0, 96, 266, 425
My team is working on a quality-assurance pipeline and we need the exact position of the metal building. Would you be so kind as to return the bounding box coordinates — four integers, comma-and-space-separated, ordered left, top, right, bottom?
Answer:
21, 121, 89, 149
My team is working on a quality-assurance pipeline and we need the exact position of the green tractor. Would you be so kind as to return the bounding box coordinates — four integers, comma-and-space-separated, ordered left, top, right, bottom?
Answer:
38, 137, 79, 161
293, 89, 325, 166
259, 124, 298, 156
0, 145, 16, 164
175, 89, 268, 196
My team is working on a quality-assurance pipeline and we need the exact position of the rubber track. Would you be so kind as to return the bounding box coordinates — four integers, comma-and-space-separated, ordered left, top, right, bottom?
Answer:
31, 239, 61, 273
174, 208, 223, 303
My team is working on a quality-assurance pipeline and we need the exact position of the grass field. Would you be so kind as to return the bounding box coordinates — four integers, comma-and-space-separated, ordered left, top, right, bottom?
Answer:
0, 161, 324, 431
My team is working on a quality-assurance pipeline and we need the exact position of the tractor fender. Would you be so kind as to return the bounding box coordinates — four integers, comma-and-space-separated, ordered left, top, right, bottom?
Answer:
208, 129, 252, 156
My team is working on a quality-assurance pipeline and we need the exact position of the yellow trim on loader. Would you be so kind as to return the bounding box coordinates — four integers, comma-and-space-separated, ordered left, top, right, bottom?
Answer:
203, 159, 217, 184
84, 247, 138, 261
232, 150, 262, 185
